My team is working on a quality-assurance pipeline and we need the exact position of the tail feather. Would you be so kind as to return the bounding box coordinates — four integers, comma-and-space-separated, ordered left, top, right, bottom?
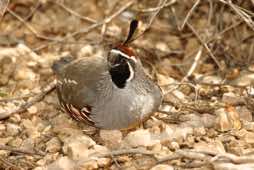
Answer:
52, 56, 74, 74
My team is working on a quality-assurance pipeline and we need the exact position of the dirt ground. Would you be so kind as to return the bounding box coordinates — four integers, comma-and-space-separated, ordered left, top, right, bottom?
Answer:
0, 0, 254, 169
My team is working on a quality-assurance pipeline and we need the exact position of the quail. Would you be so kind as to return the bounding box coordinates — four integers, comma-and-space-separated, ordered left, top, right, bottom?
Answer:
52, 20, 162, 130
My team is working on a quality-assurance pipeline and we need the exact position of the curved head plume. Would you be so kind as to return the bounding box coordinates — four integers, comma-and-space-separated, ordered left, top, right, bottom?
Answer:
123, 19, 139, 45
107, 20, 140, 89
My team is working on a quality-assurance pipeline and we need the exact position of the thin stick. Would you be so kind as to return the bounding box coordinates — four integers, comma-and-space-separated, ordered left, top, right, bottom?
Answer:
54, 1, 96, 23
187, 22, 224, 71
0, 81, 56, 120
0, 144, 45, 156
132, 0, 169, 41
82, 148, 157, 163
6, 8, 61, 42
0, 0, 9, 16
137, 0, 176, 13
34, 0, 136, 51
93, 148, 156, 158
0, 93, 36, 102
226, 0, 254, 31
0, 157, 18, 169
180, 0, 200, 30
182, 47, 202, 81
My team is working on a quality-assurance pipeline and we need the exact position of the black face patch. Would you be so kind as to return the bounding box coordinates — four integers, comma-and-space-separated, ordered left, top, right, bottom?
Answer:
109, 56, 130, 88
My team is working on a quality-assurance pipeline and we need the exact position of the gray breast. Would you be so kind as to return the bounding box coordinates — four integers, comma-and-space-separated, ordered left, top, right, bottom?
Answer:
90, 74, 161, 129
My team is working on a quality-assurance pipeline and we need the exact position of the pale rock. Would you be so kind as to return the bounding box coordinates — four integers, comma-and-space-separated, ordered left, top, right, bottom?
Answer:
194, 140, 225, 154
0, 124, 6, 136
8, 137, 22, 147
168, 141, 180, 150
33, 167, 45, 170
163, 89, 187, 104
229, 71, 254, 86
45, 156, 75, 170
172, 90, 187, 102
78, 45, 94, 57
156, 42, 169, 52
159, 125, 174, 143
243, 121, 254, 131
214, 163, 254, 170
244, 131, 254, 144
46, 137, 61, 153
227, 107, 241, 130
236, 106, 252, 121
181, 114, 204, 127
215, 108, 231, 131
17, 44, 46, 64
22, 119, 40, 138
172, 126, 193, 141
151, 164, 174, 170
6, 123, 21, 136
0, 137, 13, 145
222, 92, 244, 105
0, 124, 6, 131
51, 114, 82, 136
92, 144, 109, 155
63, 135, 95, 160
246, 86, 254, 96
99, 130, 122, 149
157, 74, 176, 87
106, 25, 122, 39
193, 127, 206, 136
27, 106, 38, 114
0, 56, 16, 85
160, 125, 194, 143
14, 68, 36, 81
248, 64, 254, 72
21, 138, 35, 151
124, 129, 160, 147
151, 143, 162, 152
9, 113, 21, 123
97, 157, 111, 168
201, 114, 216, 128
36, 153, 59, 166
197, 75, 223, 84
77, 160, 98, 170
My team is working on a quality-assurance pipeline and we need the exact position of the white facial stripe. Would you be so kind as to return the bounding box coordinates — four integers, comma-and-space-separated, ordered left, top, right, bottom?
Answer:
126, 61, 134, 82
111, 49, 137, 62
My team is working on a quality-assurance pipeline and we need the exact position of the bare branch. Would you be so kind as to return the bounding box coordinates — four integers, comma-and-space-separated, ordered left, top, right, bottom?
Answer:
0, 81, 56, 120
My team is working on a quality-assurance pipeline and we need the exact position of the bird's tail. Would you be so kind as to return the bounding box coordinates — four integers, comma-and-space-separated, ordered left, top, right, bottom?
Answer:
52, 56, 74, 74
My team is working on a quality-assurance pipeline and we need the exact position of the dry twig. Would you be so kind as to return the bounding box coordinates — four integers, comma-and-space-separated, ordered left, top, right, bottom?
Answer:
82, 148, 157, 163
220, 0, 254, 31
34, 0, 136, 51
0, 93, 36, 102
0, 157, 19, 170
137, 0, 176, 13
0, 0, 8, 16
0, 144, 45, 156
6, 8, 62, 42
187, 22, 224, 71
0, 81, 56, 120
180, 0, 201, 30
182, 47, 202, 81
53, 1, 96, 23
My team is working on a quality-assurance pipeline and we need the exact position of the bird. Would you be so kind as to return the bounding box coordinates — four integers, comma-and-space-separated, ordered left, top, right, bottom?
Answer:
52, 20, 162, 130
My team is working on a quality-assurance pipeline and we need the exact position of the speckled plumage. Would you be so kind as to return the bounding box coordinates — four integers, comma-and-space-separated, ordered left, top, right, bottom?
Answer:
53, 48, 162, 130
52, 20, 162, 129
